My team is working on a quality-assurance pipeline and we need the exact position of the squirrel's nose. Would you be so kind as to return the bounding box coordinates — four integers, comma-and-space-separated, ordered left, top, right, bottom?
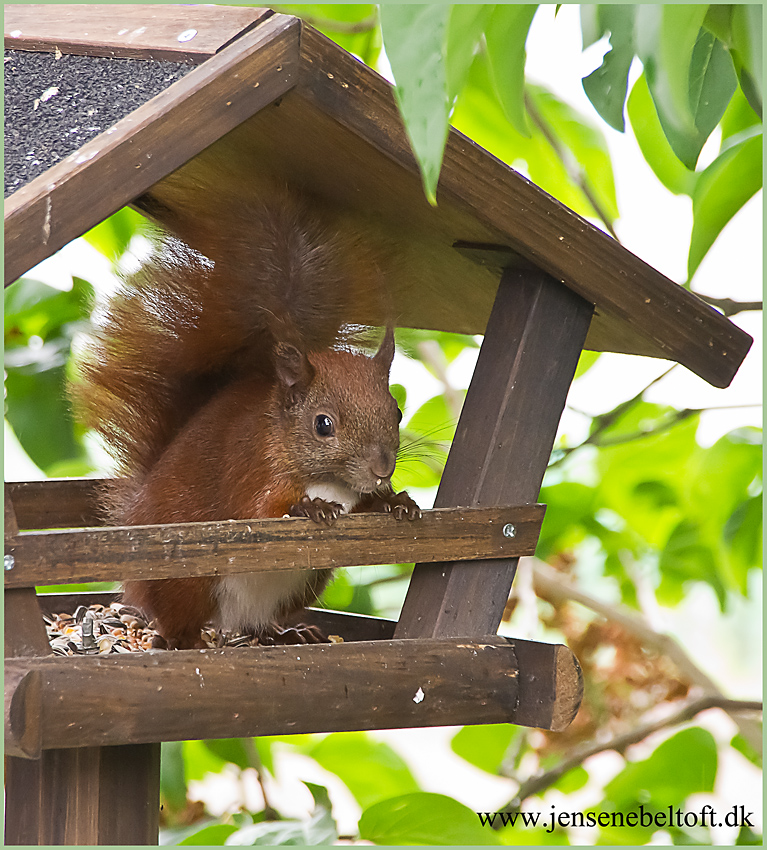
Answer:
368, 447, 396, 481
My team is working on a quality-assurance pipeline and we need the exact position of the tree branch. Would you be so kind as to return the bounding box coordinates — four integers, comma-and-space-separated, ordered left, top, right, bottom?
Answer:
550, 366, 680, 467
524, 92, 620, 242
501, 694, 762, 815
695, 294, 763, 317
531, 558, 763, 753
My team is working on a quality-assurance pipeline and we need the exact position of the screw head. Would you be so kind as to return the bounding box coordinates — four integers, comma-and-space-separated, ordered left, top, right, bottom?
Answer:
177, 28, 197, 43
502, 523, 516, 539
4, 554, 15, 570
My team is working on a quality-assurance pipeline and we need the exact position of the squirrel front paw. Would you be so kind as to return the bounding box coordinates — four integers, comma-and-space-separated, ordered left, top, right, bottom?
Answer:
288, 495, 343, 526
369, 490, 422, 521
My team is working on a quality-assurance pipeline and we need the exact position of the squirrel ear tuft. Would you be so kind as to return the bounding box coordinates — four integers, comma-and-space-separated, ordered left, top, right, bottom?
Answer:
274, 343, 314, 396
373, 326, 395, 371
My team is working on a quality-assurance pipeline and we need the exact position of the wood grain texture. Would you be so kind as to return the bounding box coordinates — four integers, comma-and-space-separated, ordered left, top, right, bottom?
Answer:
397, 270, 593, 639
4, 757, 46, 844
296, 25, 751, 387
4, 497, 161, 844
4, 5, 272, 62
7, 478, 106, 529
4, 635, 581, 745
29, 745, 160, 845
6, 505, 545, 588
4, 13, 300, 284
5, 667, 42, 759
5, 499, 52, 658
511, 640, 584, 731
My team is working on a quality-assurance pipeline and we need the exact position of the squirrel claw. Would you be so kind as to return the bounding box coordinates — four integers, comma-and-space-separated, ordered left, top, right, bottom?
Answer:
289, 495, 342, 526
369, 490, 421, 521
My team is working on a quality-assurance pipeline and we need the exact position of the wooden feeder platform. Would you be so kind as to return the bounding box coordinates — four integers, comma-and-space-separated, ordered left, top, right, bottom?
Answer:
4, 5, 752, 846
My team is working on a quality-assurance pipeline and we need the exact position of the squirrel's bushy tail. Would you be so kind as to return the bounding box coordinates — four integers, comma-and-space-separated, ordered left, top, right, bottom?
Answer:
73, 186, 386, 479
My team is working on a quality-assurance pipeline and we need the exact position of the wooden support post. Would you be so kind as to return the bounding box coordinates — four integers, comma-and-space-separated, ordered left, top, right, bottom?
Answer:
396, 268, 593, 638
4, 498, 161, 845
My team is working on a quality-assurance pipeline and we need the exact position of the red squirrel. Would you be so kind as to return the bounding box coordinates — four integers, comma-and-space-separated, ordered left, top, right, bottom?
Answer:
73, 186, 420, 649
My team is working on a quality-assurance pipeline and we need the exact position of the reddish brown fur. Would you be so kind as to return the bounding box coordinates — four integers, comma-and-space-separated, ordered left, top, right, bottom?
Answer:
73, 183, 416, 649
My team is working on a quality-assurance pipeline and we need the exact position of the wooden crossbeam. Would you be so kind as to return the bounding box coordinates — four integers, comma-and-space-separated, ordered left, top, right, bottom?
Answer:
4, 504, 545, 588
5, 635, 582, 754
7, 479, 109, 530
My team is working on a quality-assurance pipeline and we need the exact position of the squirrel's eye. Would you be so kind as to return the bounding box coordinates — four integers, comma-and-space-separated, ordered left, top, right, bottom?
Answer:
397, 408, 403, 423
315, 414, 334, 437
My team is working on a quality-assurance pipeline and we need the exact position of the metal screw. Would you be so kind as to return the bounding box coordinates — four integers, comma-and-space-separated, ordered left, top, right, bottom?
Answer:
502, 523, 516, 539
4, 554, 14, 571
177, 28, 197, 43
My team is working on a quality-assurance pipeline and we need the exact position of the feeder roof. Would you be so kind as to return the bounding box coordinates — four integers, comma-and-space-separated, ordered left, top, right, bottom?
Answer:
4, 5, 752, 387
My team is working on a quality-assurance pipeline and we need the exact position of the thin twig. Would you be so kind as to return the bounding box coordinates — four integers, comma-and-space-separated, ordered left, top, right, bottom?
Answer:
242, 737, 279, 820
550, 366, 680, 467
415, 339, 465, 423
524, 92, 620, 242
501, 694, 762, 815
695, 294, 763, 317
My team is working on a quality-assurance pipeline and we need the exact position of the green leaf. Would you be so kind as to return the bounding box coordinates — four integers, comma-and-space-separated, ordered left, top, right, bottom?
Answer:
636, 6, 735, 168
203, 738, 252, 772
83, 207, 145, 262
658, 518, 724, 607
182, 739, 239, 782
536, 482, 596, 558
406, 393, 457, 443
730, 5, 762, 115
160, 741, 188, 813
688, 30, 738, 140
309, 732, 419, 809
736, 825, 764, 846
4, 364, 83, 473
226, 783, 336, 845
484, 4, 538, 137
724, 494, 763, 582
5, 276, 94, 342
627, 74, 697, 195
551, 764, 589, 795
318, 568, 355, 610
179, 824, 239, 845
635, 5, 709, 136
605, 726, 718, 808
380, 4, 451, 204
731, 730, 763, 770
359, 792, 502, 845
720, 84, 761, 143
390, 382, 407, 413
445, 5, 494, 105
527, 84, 619, 223
573, 350, 600, 380
450, 724, 521, 775
581, 5, 637, 131
687, 133, 762, 279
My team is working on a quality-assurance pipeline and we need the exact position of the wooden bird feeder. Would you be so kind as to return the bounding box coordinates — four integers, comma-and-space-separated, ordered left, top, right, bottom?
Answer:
4, 6, 752, 845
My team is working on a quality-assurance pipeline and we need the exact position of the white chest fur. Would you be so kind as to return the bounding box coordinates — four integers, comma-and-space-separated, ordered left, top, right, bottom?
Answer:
214, 482, 360, 631
305, 482, 361, 514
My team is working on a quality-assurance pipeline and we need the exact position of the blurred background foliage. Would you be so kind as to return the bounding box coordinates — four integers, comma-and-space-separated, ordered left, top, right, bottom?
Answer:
4, 3, 762, 845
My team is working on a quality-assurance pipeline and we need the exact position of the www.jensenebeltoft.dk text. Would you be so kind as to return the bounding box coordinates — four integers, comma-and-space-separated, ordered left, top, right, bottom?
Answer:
477, 804, 756, 832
